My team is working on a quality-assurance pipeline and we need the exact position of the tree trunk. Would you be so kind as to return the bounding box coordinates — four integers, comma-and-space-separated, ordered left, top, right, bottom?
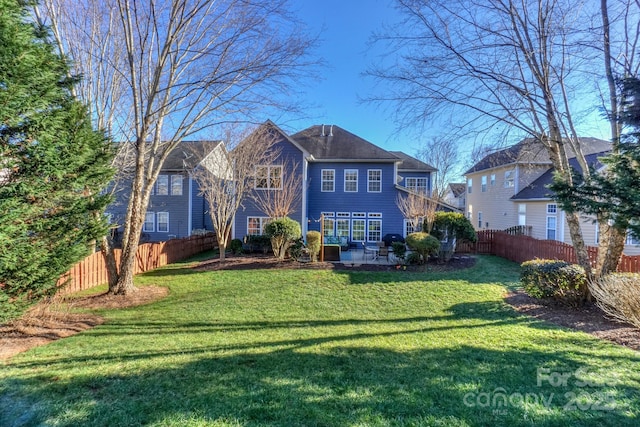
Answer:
219, 242, 227, 261
595, 222, 625, 278
565, 211, 592, 278
100, 235, 119, 290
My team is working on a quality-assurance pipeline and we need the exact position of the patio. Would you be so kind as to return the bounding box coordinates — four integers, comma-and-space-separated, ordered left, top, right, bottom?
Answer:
331, 247, 397, 265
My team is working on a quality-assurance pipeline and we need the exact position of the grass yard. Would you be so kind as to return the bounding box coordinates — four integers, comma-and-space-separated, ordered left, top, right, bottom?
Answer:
1, 255, 639, 426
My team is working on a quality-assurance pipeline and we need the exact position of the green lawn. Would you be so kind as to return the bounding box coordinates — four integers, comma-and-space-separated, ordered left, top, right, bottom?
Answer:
1, 255, 639, 426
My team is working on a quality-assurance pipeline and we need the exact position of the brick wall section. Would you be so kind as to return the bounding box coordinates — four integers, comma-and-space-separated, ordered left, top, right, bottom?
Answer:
456, 230, 640, 273
57, 234, 217, 294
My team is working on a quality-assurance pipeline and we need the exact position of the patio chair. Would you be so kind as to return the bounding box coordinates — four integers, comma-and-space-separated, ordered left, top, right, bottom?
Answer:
377, 241, 389, 261
362, 242, 377, 261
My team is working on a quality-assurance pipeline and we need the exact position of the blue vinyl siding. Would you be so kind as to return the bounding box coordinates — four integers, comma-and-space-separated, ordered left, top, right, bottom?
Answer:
306, 162, 406, 240
233, 134, 306, 239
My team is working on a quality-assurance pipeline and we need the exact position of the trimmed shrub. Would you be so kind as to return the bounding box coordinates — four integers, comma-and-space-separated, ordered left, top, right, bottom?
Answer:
306, 231, 321, 262
391, 241, 407, 263
229, 238, 244, 255
264, 217, 302, 260
405, 252, 422, 265
520, 259, 587, 306
288, 238, 305, 261
243, 235, 271, 253
405, 232, 440, 264
589, 273, 640, 329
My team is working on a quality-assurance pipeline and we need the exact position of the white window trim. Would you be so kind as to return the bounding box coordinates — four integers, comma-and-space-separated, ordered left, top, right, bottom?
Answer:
247, 216, 270, 235
547, 203, 557, 214
171, 175, 183, 196
143, 212, 155, 232
467, 178, 473, 194
352, 212, 366, 218
157, 212, 169, 233
504, 170, 515, 188
344, 169, 358, 193
367, 219, 382, 242
490, 174, 496, 186
406, 177, 428, 193
321, 169, 335, 192
481, 176, 487, 192
351, 218, 366, 242
546, 216, 557, 240
255, 165, 283, 190
368, 212, 382, 218
478, 211, 483, 229
336, 212, 350, 218
156, 175, 169, 195
367, 169, 382, 193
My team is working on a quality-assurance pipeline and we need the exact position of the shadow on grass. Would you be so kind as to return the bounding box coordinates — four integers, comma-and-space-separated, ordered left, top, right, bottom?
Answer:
3, 339, 639, 426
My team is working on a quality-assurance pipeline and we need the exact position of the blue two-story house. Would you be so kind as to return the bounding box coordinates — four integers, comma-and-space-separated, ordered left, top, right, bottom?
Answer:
232, 121, 442, 245
108, 121, 448, 245
108, 141, 222, 243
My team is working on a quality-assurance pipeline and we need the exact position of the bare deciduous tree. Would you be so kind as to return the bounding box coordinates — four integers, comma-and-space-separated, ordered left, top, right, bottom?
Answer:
369, 0, 638, 278
415, 136, 461, 200
39, 0, 318, 294
190, 125, 280, 262
251, 158, 304, 219
396, 192, 439, 233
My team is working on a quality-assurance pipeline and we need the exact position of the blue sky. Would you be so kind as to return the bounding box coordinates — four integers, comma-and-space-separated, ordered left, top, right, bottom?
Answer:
276, 0, 611, 165
278, 0, 412, 153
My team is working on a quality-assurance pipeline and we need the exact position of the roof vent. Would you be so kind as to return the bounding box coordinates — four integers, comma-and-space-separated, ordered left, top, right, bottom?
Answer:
329, 125, 333, 136
321, 124, 325, 137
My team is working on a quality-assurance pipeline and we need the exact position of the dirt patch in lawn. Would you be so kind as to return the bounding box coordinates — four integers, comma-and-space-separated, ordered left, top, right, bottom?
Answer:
505, 291, 640, 351
0, 286, 168, 361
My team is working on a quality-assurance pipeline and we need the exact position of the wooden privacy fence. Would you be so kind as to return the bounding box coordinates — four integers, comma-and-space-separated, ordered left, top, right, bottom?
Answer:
58, 234, 217, 294
456, 230, 640, 273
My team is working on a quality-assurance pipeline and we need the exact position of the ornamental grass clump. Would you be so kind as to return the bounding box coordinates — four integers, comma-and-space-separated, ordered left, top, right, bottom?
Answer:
589, 273, 640, 328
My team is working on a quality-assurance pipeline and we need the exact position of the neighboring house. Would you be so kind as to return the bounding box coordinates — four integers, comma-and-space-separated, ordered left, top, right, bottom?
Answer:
464, 137, 640, 255
443, 183, 466, 211
233, 121, 448, 244
107, 141, 223, 243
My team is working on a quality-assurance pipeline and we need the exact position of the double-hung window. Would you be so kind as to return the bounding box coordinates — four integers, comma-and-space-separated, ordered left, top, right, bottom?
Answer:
157, 212, 169, 232
143, 212, 155, 232
248, 217, 270, 235
156, 175, 169, 195
344, 169, 358, 192
406, 177, 428, 194
504, 170, 515, 188
368, 169, 382, 192
171, 175, 183, 195
255, 166, 283, 189
322, 169, 335, 192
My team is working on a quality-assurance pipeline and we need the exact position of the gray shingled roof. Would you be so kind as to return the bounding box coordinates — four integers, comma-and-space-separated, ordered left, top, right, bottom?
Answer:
389, 151, 437, 172
291, 125, 399, 161
466, 137, 611, 174
162, 141, 222, 170
448, 183, 466, 197
511, 151, 608, 200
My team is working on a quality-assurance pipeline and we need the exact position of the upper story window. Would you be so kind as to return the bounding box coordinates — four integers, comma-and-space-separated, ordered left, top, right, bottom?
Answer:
406, 177, 428, 194
255, 165, 283, 190
321, 169, 335, 192
547, 204, 557, 214
467, 178, 473, 194
368, 169, 382, 192
481, 176, 487, 192
171, 175, 183, 196
344, 169, 358, 192
156, 175, 169, 195
490, 174, 496, 186
504, 170, 515, 188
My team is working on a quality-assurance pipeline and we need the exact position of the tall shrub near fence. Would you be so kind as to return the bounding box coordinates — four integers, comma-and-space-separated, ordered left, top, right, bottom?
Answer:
58, 234, 217, 294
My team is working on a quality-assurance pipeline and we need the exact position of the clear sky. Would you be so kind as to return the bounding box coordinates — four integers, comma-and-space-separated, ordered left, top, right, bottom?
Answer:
278, 0, 414, 153
278, 0, 611, 165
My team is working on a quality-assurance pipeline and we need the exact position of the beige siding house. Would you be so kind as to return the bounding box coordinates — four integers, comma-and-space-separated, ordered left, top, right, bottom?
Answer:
464, 138, 640, 256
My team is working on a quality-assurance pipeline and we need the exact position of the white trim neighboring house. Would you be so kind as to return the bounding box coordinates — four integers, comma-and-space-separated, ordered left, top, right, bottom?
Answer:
464, 137, 640, 255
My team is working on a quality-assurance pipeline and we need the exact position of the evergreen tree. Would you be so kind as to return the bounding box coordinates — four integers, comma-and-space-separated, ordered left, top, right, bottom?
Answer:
0, 0, 114, 322
552, 77, 640, 239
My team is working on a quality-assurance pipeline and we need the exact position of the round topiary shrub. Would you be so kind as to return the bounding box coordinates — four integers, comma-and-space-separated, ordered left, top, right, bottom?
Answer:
264, 217, 301, 260
229, 238, 244, 255
405, 232, 440, 264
